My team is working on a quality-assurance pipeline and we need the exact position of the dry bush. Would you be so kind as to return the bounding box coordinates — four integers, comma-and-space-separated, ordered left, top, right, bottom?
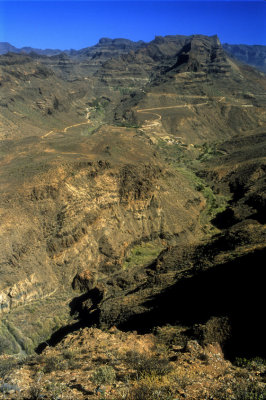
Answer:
208, 380, 266, 400
194, 316, 231, 346
0, 358, 20, 379
91, 365, 116, 386
43, 355, 67, 373
116, 381, 174, 400
123, 351, 172, 378
154, 324, 188, 349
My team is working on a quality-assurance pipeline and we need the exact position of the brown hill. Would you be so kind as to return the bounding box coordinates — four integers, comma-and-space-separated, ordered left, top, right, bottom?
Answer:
0, 34, 265, 383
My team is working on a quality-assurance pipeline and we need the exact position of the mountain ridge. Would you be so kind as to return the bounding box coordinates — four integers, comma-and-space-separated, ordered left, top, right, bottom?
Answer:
1, 37, 266, 72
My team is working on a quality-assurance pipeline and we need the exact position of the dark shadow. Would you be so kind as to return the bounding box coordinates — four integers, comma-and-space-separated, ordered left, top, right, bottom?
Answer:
117, 248, 265, 360
212, 207, 239, 229
35, 321, 84, 354
69, 384, 94, 395
36, 247, 265, 361
35, 289, 102, 353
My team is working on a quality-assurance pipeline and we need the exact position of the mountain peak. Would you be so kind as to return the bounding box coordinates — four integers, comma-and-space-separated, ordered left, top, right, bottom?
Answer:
169, 35, 230, 74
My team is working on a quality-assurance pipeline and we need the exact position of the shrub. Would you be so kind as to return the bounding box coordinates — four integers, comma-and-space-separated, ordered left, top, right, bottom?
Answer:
43, 356, 66, 373
124, 351, 172, 378
91, 365, 116, 386
235, 357, 266, 372
62, 349, 75, 360
125, 382, 173, 400
210, 381, 266, 400
154, 324, 188, 349
194, 316, 231, 347
45, 380, 67, 400
29, 384, 43, 400
28, 372, 44, 400
232, 382, 266, 400
0, 358, 19, 379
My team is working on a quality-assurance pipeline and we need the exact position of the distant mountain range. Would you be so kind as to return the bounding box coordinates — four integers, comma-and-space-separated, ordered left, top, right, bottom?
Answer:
0, 39, 265, 72
0, 41, 62, 56
222, 43, 266, 73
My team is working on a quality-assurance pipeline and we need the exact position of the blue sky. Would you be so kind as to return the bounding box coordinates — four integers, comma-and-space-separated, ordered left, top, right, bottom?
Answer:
0, 1, 265, 49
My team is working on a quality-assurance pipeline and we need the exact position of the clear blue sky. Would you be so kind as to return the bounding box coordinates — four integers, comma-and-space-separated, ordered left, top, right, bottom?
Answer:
0, 1, 265, 49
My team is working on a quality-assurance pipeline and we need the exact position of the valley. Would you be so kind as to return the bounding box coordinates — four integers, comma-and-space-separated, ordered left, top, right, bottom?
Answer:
0, 34, 265, 399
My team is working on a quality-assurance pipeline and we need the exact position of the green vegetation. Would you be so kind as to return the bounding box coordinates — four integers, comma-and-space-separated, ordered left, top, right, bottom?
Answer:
123, 241, 165, 269
1, 291, 74, 355
235, 357, 266, 372
0, 358, 20, 380
114, 86, 136, 95
114, 121, 140, 128
0, 322, 21, 355
91, 365, 116, 386
156, 137, 230, 232
86, 97, 109, 134
210, 381, 266, 400
178, 166, 229, 224
196, 142, 226, 162
156, 138, 186, 165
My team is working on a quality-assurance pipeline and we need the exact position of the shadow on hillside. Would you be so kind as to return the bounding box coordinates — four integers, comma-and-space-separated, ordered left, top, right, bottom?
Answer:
117, 248, 266, 360
35, 291, 100, 354
36, 248, 265, 360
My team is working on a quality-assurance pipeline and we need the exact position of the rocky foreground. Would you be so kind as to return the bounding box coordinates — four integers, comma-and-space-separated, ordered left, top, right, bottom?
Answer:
1, 327, 266, 399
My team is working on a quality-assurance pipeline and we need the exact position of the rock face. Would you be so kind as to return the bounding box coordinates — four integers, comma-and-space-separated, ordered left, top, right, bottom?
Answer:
0, 34, 265, 358
223, 43, 266, 72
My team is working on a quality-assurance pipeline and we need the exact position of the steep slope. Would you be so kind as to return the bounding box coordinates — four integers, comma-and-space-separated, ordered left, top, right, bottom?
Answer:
0, 121, 205, 353
1, 327, 266, 399
0, 34, 265, 362
223, 43, 266, 73
0, 52, 93, 141
113, 36, 266, 143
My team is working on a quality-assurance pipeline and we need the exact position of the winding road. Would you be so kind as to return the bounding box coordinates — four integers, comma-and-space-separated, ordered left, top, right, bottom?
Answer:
41, 109, 91, 139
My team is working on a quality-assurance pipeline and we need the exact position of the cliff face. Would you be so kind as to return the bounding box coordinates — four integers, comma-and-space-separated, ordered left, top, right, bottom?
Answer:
223, 43, 266, 73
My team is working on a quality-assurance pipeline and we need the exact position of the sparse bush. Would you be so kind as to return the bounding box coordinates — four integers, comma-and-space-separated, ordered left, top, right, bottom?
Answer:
209, 380, 266, 400
43, 355, 66, 373
91, 365, 116, 386
124, 351, 172, 378
154, 324, 188, 349
62, 349, 75, 360
45, 380, 67, 400
125, 382, 173, 400
0, 358, 19, 379
29, 384, 43, 400
28, 372, 44, 400
194, 316, 231, 347
230, 382, 266, 400
235, 357, 266, 372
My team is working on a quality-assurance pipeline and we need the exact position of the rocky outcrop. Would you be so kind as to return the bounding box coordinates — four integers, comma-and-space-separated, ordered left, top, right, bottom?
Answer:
169, 35, 230, 75
0, 274, 46, 314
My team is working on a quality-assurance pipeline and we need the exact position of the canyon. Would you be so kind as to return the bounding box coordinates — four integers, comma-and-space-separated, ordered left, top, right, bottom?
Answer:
0, 34, 265, 399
